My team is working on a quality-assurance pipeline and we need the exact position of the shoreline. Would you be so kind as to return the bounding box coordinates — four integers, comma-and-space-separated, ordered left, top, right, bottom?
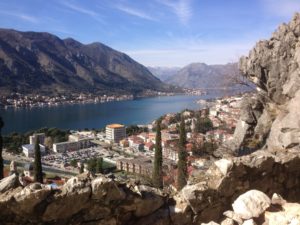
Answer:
0, 92, 206, 110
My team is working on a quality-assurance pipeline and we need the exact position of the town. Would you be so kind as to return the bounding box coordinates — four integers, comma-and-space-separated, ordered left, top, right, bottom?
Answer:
2, 93, 252, 189
0, 89, 207, 109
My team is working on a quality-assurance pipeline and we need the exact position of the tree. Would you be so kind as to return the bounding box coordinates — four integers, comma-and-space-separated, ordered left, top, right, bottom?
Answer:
34, 138, 43, 183
96, 157, 104, 173
179, 117, 186, 147
152, 119, 163, 188
70, 159, 78, 168
195, 117, 213, 134
0, 117, 4, 179
79, 163, 84, 173
177, 116, 188, 190
44, 136, 53, 150
87, 158, 97, 173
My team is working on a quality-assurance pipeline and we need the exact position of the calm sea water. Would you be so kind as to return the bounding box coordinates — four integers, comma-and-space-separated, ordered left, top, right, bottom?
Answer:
0, 94, 222, 134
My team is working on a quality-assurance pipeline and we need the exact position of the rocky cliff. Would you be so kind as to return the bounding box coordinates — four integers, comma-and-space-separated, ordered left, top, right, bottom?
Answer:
230, 13, 300, 153
1, 149, 300, 225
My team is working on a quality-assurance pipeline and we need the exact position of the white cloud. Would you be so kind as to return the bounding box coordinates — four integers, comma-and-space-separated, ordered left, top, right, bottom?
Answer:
158, 0, 192, 25
61, 1, 105, 24
62, 1, 97, 17
0, 10, 38, 23
262, 0, 300, 18
115, 5, 157, 21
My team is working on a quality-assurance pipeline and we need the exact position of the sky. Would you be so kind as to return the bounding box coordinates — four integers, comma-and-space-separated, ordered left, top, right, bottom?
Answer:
0, 0, 299, 67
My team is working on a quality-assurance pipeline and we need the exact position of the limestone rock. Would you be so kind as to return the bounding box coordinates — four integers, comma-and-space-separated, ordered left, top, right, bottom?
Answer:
214, 159, 233, 176
267, 90, 300, 150
0, 174, 20, 193
242, 219, 256, 225
223, 210, 243, 224
232, 190, 271, 220
43, 176, 91, 221
271, 193, 287, 206
181, 182, 210, 214
91, 176, 126, 202
13, 183, 51, 215
201, 222, 220, 225
220, 218, 235, 225
265, 202, 300, 225
133, 192, 164, 217
237, 12, 300, 152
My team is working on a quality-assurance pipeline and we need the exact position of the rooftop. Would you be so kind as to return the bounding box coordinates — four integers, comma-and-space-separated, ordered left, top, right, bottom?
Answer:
106, 124, 125, 129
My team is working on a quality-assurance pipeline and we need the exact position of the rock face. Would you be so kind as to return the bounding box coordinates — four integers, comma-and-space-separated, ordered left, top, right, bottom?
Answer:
231, 13, 300, 153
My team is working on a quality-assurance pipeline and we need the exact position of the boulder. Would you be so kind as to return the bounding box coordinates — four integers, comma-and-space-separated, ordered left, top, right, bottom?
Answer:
133, 192, 164, 217
271, 193, 286, 206
201, 222, 220, 225
242, 219, 256, 225
0, 174, 20, 193
43, 176, 91, 221
91, 176, 126, 202
13, 183, 51, 215
232, 190, 271, 220
265, 202, 300, 225
214, 159, 233, 176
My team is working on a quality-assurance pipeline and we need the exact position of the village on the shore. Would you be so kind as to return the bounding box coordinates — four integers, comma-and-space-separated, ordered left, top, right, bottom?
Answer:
3, 93, 252, 189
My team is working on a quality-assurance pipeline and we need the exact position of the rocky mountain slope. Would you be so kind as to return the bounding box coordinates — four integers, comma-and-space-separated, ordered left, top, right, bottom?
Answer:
0, 29, 167, 95
147, 66, 181, 81
165, 63, 239, 89
229, 13, 300, 153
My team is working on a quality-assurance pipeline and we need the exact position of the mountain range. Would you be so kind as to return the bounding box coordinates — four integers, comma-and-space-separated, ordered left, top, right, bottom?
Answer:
0, 28, 168, 96
149, 63, 240, 89
147, 66, 181, 81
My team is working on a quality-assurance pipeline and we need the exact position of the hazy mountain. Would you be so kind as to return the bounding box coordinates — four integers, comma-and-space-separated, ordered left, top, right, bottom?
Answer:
165, 62, 239, 89
0, 28, 168, 95
148, 66, 181, 81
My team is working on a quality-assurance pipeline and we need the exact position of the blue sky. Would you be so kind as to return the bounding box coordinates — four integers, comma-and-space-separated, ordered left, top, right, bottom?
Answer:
0, 0, 299, 67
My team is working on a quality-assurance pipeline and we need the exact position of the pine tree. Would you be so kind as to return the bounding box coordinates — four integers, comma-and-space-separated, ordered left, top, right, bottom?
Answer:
152, 119, 163, 188
34, 138, 43, 183
177, 116, 188, 190
0, 117, 4, 180
96, 157, 103, 173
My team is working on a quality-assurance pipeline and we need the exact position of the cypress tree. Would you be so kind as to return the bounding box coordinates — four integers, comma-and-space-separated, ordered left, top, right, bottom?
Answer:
0, 117, 4, 179
34, 138, 43, 183
177, 116, 188, 190
179, 116, 187, 147
152, 119, 163, 188
96, 157, 103, 173
79, 163, 84, 173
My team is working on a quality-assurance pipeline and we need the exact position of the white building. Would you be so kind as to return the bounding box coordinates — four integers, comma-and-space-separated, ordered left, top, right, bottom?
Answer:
22, 144, 46, 157
53, 138, 92, 153
29, 133, 45, 145
106, 124, 126, 143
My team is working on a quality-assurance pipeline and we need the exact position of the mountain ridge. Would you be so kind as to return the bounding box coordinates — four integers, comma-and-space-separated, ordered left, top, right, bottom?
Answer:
164, 62, 239, 89
0, 28, 168, 96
